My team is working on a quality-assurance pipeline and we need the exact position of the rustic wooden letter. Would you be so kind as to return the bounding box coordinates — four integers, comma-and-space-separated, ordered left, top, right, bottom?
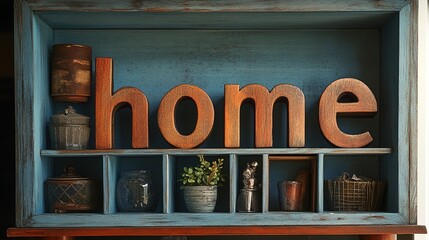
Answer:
224, 84, 305, 148
95, 57, 149, 149
319, 78, 377, 148
158, 84, 214, 149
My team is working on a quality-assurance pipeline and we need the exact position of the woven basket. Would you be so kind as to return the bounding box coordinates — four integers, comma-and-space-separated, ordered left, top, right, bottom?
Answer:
325, 179, 385, 211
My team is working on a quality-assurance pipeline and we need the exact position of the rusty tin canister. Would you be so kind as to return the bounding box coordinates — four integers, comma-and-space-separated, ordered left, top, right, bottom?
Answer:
51, 44, 92, 102
49, 106, 90, 150
45, 165, 101, 213
277, 180, 303, 211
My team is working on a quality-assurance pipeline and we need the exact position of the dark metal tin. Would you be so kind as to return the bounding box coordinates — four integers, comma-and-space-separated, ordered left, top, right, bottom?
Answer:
51, 44, 92, 102
45, 165, 101, 213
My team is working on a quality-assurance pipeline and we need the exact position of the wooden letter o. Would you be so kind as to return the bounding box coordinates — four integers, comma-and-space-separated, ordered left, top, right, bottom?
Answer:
158, 84, 214, 149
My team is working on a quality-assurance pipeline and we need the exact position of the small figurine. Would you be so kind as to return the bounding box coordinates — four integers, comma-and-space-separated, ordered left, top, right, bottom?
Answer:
237, 161, 261, 212
242, 161, 258, 189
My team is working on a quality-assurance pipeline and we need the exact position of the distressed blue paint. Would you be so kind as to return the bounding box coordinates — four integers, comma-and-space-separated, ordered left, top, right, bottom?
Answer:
54, 29, 381, 149
27, 212, 407, 227
163, 154, 175, 213
397, 3, 415, 223
27, 0, 409, 12
41, 148, 393, 157
13, 0, 420, 233
317, 154, 324, 213
37, 12, 397, 29
105, 155, 116, 214
262, 154, 269, 213
229, 154, 237, 213
380, 12, 400, 214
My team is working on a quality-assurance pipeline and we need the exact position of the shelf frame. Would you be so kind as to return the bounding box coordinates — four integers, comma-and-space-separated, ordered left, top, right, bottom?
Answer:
12, 0, 423, 238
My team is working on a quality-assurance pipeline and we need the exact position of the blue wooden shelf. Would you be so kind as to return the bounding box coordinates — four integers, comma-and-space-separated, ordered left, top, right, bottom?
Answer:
12, 0, 423, 238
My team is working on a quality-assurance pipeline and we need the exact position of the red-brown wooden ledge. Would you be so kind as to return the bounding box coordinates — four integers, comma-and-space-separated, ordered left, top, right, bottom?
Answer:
7, 225, 427, 237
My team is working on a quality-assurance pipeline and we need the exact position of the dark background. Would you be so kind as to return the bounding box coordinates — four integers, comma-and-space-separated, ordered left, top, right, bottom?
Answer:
0, 0, 16, 239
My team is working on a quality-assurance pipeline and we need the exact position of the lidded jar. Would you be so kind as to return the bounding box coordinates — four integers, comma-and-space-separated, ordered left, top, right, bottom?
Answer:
49, 106, 90, 150
45, 165, 101, 213
116, 170, 158, 212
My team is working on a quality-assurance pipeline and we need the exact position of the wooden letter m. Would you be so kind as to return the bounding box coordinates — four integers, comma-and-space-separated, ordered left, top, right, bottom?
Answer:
224, 84, 305, 148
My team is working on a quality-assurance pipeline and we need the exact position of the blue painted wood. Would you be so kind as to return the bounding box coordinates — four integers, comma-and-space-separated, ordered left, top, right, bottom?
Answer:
380, 12, 400, 215
40, 148, 393, 157
262, 154, 269, 213
26, 0, 409, 12
317, 154, 324, 213
104, 155, 115, 214
397, 2, 418, 224
53, 29, 381, 149
163, 154, 175, 213
229, 154, 237, 213
13, 0, 421, 233
26, 212, 407, 227
37, 12, 397, 30
14, 0, 38, 226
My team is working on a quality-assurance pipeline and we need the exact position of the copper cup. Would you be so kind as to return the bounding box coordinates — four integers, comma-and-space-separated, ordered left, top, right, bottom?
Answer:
278, 180, 302, 211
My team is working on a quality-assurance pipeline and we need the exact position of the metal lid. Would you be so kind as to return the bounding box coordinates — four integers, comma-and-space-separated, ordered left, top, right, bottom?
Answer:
50, 106, 90, 125
47, 165, 92, 181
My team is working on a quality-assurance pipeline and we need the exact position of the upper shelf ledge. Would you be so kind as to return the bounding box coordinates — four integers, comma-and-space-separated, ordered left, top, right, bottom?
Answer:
27, 0, 409, 12
40, 148, 392, 157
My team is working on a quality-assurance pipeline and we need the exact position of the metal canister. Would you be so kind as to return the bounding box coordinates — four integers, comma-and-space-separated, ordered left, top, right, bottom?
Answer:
51, 44, 92, 102
45, 165, 101, 213
277, 180, 303, 211
49, 106, 90, 150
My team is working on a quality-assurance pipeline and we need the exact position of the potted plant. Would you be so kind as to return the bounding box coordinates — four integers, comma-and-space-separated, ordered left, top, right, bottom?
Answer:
179, 154, 226, 212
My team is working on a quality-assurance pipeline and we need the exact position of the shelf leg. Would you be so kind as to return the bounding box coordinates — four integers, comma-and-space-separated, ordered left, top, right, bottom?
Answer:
359, 234, 396, 240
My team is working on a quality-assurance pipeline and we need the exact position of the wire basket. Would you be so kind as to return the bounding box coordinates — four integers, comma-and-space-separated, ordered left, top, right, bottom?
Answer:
325, 179, 385, 211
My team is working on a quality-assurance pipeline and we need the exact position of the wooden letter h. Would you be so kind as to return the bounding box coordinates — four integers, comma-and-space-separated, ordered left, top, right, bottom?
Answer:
95, 57, 149, 149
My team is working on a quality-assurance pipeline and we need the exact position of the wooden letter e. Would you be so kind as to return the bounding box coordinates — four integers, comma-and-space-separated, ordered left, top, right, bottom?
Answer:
319, 78, 377, 148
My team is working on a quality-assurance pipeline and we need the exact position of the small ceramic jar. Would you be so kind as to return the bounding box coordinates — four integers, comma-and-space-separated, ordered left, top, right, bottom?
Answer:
49, 106, 90, 150
45, 165, 100, 213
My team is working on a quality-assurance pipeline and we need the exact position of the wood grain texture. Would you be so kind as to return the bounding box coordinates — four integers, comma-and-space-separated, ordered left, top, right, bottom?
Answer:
13, 0, 421, 237
224, 84, 305, 148
403, 1, 418, 225
359, 235, 396, 240
14, 0, 36, 227
319, 78, 377, 148
7, 225, 426, 237
26, 0, 408, 12
37, 12, 397, 29
158, 84, 214, 148
40, 148, 393, 157
95, 57, 149, 149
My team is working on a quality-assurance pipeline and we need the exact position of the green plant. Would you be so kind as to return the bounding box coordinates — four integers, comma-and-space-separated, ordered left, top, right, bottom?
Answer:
180, 154, 226, 187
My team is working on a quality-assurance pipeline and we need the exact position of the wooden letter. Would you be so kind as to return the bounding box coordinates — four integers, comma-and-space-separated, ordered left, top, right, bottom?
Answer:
224, 84, 305, 148
95, 57, 149, 149
319, 78, 377, 148
158, 84, 214, 149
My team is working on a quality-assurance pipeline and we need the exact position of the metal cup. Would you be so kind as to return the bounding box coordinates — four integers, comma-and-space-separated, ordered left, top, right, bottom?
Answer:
277, 180, 303, 211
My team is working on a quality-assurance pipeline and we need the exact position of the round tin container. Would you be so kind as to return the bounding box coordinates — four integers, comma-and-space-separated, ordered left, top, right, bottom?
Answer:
49, 106, 90, 150
51, 44, 92, 102
45, 165, 100, 213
